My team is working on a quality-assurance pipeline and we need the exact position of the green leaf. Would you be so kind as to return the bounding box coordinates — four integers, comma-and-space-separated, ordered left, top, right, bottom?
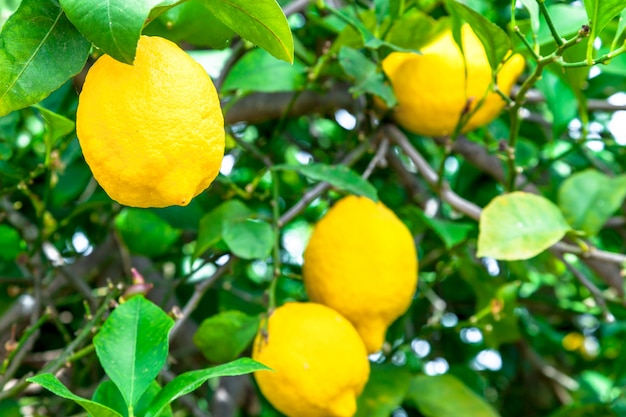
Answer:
406, 374, 500, 417
614, 9, 626, 49
338, 46, 397, 107
58, 0, 178, 64
203, 0, 294, 64
583, 0, 625, 39
548, 404, 617, 417
34, 105, 75, 152
193, 311, 260, 363
518, 0, 540, 34
477, 192, 571, 260
417, 211, 475, 249
535, 70, 578, 137
0, 225, 24, 261
114, 208, 181, 257
92, 381, 128, 417
0, 0, 90, 116
94, 296, 174, 409
222, 219, 274, 260
445, 0, 511, 70
222, 48, 306, 93
275, 163, 378, 202
355, 363, 412, 417
144, 0, 234, 49
558, 170, 626, 236
0, 399, 22, 417
27, 374, 123, 417
195, 200, 253, 258
385, 10, 447, 52
144, 358, 270, 417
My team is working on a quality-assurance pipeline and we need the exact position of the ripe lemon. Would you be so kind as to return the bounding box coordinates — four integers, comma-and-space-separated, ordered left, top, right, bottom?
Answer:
76, 35, 225, 208
303, 196, 418, 353
252, 302, 370, 417
381, 24, 525, 137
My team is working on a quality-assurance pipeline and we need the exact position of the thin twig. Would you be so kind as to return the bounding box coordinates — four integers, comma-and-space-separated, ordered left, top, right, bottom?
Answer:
362, 138, 388, 180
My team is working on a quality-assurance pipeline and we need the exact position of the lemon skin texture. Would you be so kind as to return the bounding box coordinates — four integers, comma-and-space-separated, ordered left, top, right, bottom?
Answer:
252, 302, 370, 417
76, 35, 225, 208
382, 24, 525, 137
303, 196, 418, 353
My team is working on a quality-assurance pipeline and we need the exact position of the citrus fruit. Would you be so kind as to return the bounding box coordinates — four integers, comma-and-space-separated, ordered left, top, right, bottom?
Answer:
76, 35, 225, 208
381, 24, 525, 137
252, 302, 370, 417
303, 195, 418, 353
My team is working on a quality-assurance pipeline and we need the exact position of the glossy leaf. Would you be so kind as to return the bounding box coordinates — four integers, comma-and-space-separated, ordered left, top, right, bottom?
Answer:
203, 0, 293, 63
477, 192, 570, 260
144, 358, 270, 417
222, 219, 274, 260
194, 200, 253, 258
92, 380, 172, 417
193, 311, 260, 363
27, 374, 123, 417
0, 0, 90, 116
59, 0, 178, 64
406, 374, 500, 417
275, 163, 378, 202
338, 46, 397, 107
446, 0, 511, 70
94, 296, 174, 408
558, 170, 626, 236
222, 49, 306, 93
356, 363, 412, 417
114, 208, 181, 257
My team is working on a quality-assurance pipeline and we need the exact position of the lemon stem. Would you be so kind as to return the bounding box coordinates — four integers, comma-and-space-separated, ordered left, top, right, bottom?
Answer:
269, 169, 282, 311
537, 0, 563, 47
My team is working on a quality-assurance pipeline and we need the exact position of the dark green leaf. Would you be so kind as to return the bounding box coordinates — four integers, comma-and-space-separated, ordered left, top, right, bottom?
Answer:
385, 10, 447, 52
144, 358, 270, 417
222, 219, 274, 260
558, 170, 626, 236
355, 363, 412, 417
94, 296, 174, 408
536, 70, 578, 137
422, 216, 475, 250
0, 399, 22, 417
222, 48, 306, 93
27, 374, 123, 417
193, 311, 260, 363
59, 0, 178, 64
0, 0, 90, 116
548, 404, 617, 417
338, 46, 397, 107
477, 192, 570, 260
114, 208, 181, 257
195, 200, 253, 258
92, 381, 127, 417
406, 374, 500, 417
275, 163, 378, 202
445, 0, 511, 70
0, 224, 24, 261
203, 0, 293, 63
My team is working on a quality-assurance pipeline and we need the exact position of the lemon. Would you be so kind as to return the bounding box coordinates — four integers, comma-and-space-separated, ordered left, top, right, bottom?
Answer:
382, 24, 525, 137
252, 302, 369, 417
76, 35, 225, 208
303, 196, 418, 353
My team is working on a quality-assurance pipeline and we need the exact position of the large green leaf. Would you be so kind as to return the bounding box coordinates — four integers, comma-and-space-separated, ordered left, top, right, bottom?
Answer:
406, 374, 500, 417
223, 219, 274, 260
0, 0, 90, 116
222, 48, 306, 93
193, 311, 260, 363
203, 0, 293, 64
274, 163, 378, 202
144, 358, 270, 417
94, 296, 174, 409
558, 170, 626, 236
477, 192, 571, 260
27, 374, 123, 417
338, 46, 397, 107
59, 0, 178, 64
355, 363, 412, 417
194, 200, 253, 258
583, 0, 625, 45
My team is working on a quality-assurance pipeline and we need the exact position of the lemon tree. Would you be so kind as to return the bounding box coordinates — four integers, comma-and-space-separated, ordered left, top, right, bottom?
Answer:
2, 1, 626, 417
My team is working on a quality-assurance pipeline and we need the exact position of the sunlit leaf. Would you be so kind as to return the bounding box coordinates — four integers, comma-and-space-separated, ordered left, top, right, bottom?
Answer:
223, 219, 274, 260
193, 311, 260, 363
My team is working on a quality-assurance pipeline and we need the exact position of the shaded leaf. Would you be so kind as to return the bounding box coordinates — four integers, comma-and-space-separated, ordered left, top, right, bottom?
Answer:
406, 374, 500, 417
275, 163, 378, 202
356, 363, 412, 417
203, 0, 293, 63
144, 358, 269, 417
223, 219, 274, 260
477, 192, 570, 260
535, 70, 578, 137
27, 374, 123, 417
0, 399, 22, 417
417, 211, 475, 250
0, 0, 90, 116
114, 208, 181, 257
195, 200, 253, 258
338, 46, 397, 107
94, 296, 174, 408
558, 170, 626, 236
193, 311, 260, 363
0, 225, 24, 261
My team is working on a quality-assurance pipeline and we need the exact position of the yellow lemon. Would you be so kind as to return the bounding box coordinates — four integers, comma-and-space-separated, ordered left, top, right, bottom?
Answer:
76, 35, 225, 208
382, 24, 525, 137
252, 302, 370, 417
303, 196, 418, 353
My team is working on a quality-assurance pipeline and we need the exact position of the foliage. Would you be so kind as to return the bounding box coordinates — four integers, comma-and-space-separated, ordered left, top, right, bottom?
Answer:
1, 0, 626, 416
